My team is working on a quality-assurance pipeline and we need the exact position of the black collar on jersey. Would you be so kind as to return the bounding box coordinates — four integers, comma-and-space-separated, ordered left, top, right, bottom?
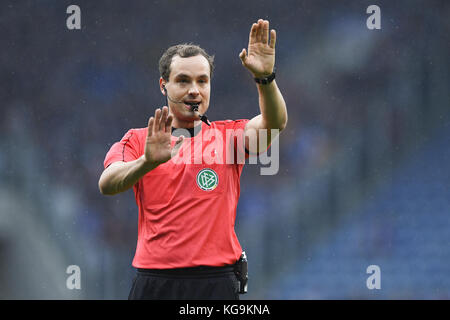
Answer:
171, 123, 202, 138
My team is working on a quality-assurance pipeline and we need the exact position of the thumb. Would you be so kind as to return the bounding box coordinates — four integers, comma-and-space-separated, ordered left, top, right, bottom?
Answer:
239, 48, 247, 64
171, 135, 185, 158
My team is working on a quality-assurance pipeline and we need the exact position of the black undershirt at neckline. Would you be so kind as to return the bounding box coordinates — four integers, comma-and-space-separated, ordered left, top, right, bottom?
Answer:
171, 123, 202, 138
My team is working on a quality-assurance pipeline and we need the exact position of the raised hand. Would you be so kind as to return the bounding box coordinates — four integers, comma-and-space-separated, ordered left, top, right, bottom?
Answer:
144, 106, 184, 166
239, 19, 276, 78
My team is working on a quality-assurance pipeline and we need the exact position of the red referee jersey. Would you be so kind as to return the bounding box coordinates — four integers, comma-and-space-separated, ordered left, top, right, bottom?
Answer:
103, 119, 250, 269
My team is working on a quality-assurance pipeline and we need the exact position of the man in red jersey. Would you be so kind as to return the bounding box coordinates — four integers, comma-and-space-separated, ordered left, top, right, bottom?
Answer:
99, 19, 287, 300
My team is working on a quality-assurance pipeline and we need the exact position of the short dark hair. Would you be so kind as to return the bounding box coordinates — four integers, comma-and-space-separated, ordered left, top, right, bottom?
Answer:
159, 43, 215, 81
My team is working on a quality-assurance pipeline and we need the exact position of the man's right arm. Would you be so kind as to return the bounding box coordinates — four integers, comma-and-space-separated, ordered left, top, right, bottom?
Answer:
98, 155, 159, 195
99, 106, 185, 196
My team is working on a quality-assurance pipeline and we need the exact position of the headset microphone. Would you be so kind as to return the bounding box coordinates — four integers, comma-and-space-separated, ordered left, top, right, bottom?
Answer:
163, 86, 210, 126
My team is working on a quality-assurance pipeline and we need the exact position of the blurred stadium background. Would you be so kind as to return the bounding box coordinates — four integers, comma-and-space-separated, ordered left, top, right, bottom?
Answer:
0, 0, 449, 299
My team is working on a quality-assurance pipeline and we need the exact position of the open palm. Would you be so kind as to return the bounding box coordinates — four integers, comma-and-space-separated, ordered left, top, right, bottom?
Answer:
239, 19, 276, 78
145, 106, 184, 165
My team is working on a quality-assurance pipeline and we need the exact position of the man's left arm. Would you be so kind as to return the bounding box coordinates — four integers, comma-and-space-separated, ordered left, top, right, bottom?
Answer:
239, 19, 288, 154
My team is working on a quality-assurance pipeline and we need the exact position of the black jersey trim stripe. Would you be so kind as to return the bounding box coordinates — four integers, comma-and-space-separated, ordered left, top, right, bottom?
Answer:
122, 131, 134, 162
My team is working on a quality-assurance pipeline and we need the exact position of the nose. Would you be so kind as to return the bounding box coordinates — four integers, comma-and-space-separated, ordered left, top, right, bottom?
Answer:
188, 84, 200, 96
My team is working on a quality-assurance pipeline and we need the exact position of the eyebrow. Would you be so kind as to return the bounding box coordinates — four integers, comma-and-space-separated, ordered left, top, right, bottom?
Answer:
174, 73, 209, 80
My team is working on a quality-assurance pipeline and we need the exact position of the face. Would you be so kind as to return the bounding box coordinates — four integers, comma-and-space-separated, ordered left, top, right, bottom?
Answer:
160, 54, 211, 128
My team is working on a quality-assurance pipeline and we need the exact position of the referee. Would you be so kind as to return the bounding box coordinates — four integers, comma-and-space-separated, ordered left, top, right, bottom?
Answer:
98, 19, 287, 300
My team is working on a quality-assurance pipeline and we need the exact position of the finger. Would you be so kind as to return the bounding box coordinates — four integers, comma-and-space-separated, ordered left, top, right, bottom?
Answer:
255, 19, 263, 43
175, 135, 184, 145
261, 20, 269, 44
239, 48, 247, 64
159, 106, 168, 132
171, 135, 185, 158
249, 23, 257, 45
147, 117, 154, 137
165, 114, 173, 132
269, 29, 276, 49
153, 108, 161, 133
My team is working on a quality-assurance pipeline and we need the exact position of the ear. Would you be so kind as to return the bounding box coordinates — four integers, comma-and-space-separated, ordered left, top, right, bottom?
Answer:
159, 77, 167, 95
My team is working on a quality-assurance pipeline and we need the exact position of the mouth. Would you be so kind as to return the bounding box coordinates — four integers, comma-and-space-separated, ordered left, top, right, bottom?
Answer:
184, 101, 201, 111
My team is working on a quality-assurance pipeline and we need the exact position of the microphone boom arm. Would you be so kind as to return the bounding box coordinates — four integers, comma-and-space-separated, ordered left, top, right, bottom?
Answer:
164, 87, 210, 126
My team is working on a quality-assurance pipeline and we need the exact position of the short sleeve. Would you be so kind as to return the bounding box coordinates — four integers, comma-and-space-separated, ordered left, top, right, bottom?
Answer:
231, 119, 272, 159
103, 129, 141, 169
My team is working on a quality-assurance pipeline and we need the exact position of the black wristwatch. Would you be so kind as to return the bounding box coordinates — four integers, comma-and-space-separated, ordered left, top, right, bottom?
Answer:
254, 72, 276, 85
